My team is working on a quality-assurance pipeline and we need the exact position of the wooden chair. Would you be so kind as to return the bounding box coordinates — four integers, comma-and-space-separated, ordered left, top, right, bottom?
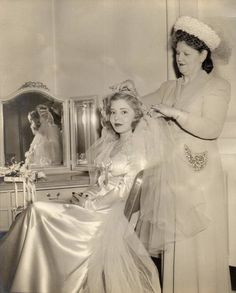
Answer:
124, 170, 144, 221
124, 169, 164, 288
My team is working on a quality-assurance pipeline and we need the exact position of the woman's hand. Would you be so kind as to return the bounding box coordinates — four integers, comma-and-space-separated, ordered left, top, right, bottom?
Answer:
148, 107, 166, 118
110, 80, 138, 96
150, 104, 184, 120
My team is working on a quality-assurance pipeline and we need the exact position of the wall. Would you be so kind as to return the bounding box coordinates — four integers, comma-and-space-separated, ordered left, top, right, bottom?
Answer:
197, 0, 236, 121
0, 0, 56, 96
54, 0, 167, 98
0, 0, 168, 100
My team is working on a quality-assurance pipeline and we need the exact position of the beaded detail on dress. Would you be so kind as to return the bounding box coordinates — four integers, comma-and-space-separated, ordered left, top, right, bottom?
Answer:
184, 144, 208, 171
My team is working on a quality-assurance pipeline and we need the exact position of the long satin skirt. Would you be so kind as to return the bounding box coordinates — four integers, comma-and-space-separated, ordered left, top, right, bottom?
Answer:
0, 201, 160, 293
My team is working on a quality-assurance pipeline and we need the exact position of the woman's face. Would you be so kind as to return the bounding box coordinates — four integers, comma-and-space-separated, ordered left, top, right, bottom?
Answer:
176, 41, 206, 77
109, 99, 135, 135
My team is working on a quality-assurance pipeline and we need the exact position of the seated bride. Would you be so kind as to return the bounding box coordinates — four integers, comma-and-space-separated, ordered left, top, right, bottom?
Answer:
25, 104, 62, 167
0, 86, 161, 293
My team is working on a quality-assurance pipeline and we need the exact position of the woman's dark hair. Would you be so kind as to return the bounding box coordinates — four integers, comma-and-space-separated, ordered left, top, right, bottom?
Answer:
172, 29, 213, 74
28, 110, 41, 131
105, 92, 143, 132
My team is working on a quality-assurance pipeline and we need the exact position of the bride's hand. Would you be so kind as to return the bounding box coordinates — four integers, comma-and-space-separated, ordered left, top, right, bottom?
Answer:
72, 192, 88, 207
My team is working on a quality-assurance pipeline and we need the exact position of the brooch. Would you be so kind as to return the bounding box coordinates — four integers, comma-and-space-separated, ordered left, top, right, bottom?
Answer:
184, 144, 208, 171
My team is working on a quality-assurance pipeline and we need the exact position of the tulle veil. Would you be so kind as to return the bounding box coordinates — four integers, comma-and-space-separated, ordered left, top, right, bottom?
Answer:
86, 87, 210, 258
136, 116, 211, 256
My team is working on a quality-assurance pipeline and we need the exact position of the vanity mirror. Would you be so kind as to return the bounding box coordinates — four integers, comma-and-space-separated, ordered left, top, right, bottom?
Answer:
70, 96, 101, 170
0, 82, 70, 173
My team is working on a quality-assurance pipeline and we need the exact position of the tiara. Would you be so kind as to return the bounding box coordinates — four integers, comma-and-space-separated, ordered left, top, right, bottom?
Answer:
100, 81, 147, 121
109, 81, 140, 99
174, 16, 220, 51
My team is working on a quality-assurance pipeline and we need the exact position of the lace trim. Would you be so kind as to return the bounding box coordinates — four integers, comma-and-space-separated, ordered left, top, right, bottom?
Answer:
184, 144, 208, 171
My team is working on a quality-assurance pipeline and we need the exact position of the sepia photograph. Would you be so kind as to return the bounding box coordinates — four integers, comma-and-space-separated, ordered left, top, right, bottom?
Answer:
0, 0, 236, 292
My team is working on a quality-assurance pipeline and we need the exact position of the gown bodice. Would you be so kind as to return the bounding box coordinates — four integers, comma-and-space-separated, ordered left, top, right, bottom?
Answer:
81, 138, 145, 210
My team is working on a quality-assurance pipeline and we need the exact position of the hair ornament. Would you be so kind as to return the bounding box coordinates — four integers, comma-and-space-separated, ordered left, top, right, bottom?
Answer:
109, 80, 148, 114
109, 80, 140, 99
174, 16, 220, 51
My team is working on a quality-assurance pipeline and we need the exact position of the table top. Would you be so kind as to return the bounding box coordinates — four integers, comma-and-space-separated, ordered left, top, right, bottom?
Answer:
0, 172, 90, 192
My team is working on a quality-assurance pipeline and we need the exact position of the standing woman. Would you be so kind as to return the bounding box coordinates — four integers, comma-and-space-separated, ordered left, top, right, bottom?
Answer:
135, 16, 231, 293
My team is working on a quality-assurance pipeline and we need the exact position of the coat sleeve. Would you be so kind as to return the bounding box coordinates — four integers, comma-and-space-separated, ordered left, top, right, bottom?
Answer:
177, 78, 231, 139
141, 81, 170, 107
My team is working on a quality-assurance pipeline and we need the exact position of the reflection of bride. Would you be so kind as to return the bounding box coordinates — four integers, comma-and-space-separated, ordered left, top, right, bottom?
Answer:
25, 105, 62, 166
0, 89, 161, 292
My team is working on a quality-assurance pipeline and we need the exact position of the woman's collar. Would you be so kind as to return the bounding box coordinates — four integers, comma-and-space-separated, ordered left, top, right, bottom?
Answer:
179, 70, 210, 86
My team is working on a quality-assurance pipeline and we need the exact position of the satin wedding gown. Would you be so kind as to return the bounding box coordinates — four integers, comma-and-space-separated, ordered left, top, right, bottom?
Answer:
0, 136, 160, 293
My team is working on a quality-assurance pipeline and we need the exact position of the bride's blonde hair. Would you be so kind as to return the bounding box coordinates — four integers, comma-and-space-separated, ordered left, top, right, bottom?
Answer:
103, 92, 143, 133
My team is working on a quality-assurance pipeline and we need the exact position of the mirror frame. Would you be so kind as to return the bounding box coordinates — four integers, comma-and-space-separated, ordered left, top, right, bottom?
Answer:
0, 82, 70, 174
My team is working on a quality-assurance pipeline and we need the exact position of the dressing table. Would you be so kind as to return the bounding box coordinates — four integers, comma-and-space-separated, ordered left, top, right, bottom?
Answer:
0, 82, 100, 230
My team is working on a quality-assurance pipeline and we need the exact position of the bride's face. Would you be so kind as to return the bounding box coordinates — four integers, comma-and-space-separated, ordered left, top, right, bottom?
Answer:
110, 99, 135, 134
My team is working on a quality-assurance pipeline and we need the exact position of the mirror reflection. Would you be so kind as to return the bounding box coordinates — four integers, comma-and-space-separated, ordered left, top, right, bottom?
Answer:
3, 92, 63, 167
